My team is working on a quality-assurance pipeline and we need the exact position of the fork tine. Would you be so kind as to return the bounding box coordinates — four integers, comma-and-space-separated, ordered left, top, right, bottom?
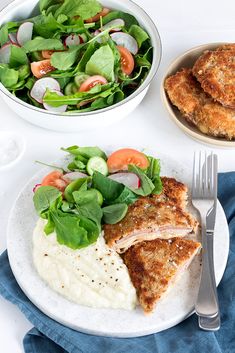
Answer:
212, 154, 218, 199
202, 151, 207, 194
199, 151, 202, 194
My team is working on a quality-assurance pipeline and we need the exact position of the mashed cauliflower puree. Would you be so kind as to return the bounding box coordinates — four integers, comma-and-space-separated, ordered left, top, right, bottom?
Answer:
33, 219, 137, 310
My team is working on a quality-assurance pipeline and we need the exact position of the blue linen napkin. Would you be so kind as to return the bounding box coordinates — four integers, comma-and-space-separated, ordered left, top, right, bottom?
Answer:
0, 173, 234, 353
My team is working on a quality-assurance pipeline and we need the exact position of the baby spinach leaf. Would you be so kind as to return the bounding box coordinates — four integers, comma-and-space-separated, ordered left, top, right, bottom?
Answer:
9, 46, 28, 68
79, 216, 100, 239
75, 41, 99, 73
92, 171, 124, 201
18, 65, 30, 80
85, 44, 115, 82
73, 189, 103, 226
135, 46, 153, 69
57, 14, 68, 24
39, 0, 59, 12
147, 156, 162, 194
110, 187, 138, 205
25, 77, 36, 89
64, 177, 88, 202
147, 156, 161, 179
0, 65, 19, 88
0, 24, 8, 46
128, 164, 155, 196
129, 25, 149, 48
55, 0, 102, 20
107, 38, 121, 75
102, 203, 128, 224
44, 212, 55, 235
50, 208, 95, 249
62, 145, 107, 159
33, 13, 59, 38
23, 37, 64, 53
33, 186, 62, 215
51, 46, 82, 71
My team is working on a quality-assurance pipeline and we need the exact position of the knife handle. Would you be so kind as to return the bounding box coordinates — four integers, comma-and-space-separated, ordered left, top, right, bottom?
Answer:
195, 220, 219, 318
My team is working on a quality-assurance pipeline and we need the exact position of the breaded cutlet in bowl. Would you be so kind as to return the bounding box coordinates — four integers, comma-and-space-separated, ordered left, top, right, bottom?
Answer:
192, 45, 235, 109
164, 68, 235, 140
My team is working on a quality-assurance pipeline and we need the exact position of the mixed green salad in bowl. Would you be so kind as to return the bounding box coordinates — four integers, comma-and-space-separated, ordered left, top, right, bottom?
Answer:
33, 147, 162, 249
0, 0, 157, 114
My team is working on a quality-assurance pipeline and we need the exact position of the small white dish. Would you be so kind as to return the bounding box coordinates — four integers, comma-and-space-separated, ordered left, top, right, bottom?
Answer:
0, 131, 26, 170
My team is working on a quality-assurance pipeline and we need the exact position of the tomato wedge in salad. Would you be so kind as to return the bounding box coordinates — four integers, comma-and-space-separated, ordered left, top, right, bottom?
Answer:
41, 171, 69, 192
117, 46, 135, 76
107, 148, 149, 173
31, 59, 55, 78
85, 8, 110, 23
79, 75, 107, 92
41, 50, 55, 59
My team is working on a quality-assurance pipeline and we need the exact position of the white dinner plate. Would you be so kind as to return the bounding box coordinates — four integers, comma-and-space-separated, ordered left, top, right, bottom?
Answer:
7, 148, 229, 337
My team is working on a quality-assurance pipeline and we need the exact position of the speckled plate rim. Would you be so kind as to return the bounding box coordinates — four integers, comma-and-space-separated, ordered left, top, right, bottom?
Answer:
6, 148, 230, 337
161, 42, 235, 148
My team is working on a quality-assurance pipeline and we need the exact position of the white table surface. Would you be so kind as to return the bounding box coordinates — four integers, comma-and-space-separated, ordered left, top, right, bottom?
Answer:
0, 0, 234, 351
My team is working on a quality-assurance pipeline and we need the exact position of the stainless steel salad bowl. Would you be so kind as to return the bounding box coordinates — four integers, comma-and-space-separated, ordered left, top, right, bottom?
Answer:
0, 0, 161, 132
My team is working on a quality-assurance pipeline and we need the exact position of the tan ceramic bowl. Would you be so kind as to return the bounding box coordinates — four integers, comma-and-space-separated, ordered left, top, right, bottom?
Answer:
161, 43, 235, 148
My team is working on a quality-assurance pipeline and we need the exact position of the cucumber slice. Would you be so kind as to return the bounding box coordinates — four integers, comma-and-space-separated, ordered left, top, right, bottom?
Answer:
64, 82, 77, 95
87, 156, 108, 176
89, 188, 103, 205
74, 74, 90, 88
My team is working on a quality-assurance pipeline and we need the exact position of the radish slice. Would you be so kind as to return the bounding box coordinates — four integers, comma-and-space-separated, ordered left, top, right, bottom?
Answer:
110, 32, 138, 55
101, 19, 125, 32
8, 33, 18, 44
43, 90, 67, 113
65, 34, 81, 47
30, 77, 60, 104
0, 43, 12, 64
17, 22, 33, 46
108, 172, 140, 189
0, 43, 19, 64
93, 29, 103, 44
63, 172, 88, 180
33, 184, 41, 193
79, 33, 87, 43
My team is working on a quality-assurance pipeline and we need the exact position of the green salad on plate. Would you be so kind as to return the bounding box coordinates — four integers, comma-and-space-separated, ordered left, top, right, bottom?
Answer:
33, 147, 162, 250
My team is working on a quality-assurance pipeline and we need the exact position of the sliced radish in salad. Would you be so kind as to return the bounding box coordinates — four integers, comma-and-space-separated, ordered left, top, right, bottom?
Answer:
43, 90, 67, 113
101, 19, 125, 32
79, 33, 87, 43
65, 34, 82, 47
93, 29, 103, 43
17, 22, 33, 46
30, 77, 60, 103
0, 43, 19, 64
8, 33, 18, 44
110, 32, 138, 55
108, 172, 140, 189
63, 172, 88, 180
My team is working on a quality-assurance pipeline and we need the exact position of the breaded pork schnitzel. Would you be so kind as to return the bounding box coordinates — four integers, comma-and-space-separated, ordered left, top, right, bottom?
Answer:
123, 237, 201, 313
192, 45, 235, 109
104, 177, 198, 253
164, 68, 235, 140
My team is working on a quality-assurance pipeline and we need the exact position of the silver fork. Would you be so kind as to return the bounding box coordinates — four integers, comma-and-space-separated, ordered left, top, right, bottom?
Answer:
192, 152, 219, 318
